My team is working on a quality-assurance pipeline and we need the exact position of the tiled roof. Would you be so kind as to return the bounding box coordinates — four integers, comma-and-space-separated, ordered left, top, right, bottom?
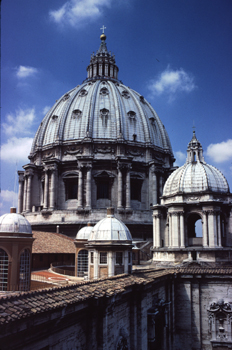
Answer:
176, 267, 232, 275
32, 231, 75, 254
0, 270, 171, 325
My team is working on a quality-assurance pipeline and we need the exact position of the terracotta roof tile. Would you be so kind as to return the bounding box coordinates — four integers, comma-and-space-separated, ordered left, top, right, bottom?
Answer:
32, 231, 75, 254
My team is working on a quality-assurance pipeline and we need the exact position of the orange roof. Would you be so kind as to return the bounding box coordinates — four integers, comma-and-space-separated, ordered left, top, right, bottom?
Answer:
32, 231, 75, 254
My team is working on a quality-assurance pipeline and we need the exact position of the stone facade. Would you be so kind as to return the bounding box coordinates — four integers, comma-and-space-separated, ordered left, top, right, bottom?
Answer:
0, 268, 232, 350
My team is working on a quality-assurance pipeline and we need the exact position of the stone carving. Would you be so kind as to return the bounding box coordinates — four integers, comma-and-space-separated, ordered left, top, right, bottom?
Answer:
208, 300, 232, 342
64, 147, 83, 155
100, 108, 109, 127
42, 152, 55, 160
187, 196, 200, 201
126, 148, 144, 157
94, 146, 115, 154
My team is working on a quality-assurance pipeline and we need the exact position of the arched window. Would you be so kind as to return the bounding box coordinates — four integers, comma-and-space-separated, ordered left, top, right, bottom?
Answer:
77, 250, 88, 277
187, 213, 203, 246
19, 249, 31, 291
0, 249, 8, 291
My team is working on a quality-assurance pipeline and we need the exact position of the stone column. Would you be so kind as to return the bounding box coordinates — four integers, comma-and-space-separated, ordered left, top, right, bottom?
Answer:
94, 251, 98, 280
26, 171, 33, 212
153, 214, 161, 248
117, 165, 123, 208
202, 211, 209, 247
86, 165, 92, 209
126, 165, 131, 209
23, 175, 27, 212
180, 212, 185, 247
49, 165, 56, 210
172, 213, 179, 247
78, 166, 83, 208
18, 173, 24, 213
93, 64, 97, 76
99, 62, 103, 76
110, 65, 113, 77
105, 63, 108, 76
159, 174, 163, 197
108, 251, 114, 277
124, 251, 128, 274
168, 213, 172, 247
208, 210, 217, 247
217, 212, 222, 247
43, 168, 49, 210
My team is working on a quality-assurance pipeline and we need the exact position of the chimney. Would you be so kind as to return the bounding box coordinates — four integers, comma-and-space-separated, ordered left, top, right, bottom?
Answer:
107, 207, 114, 217
10, 207, 16, 213
56, 225, 59, 234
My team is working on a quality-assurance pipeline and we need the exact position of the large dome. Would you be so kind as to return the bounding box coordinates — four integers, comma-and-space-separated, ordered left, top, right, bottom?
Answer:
163, 131, 230, 196
18, 32, 175, 239
30, 34, 172, 157
31, 81, 172, 153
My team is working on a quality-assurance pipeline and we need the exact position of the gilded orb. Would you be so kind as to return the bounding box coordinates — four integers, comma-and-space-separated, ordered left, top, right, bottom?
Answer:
100, 33, 106, 41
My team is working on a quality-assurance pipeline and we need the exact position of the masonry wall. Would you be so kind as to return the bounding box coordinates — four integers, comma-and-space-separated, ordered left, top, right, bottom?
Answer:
173, 274, 232, 350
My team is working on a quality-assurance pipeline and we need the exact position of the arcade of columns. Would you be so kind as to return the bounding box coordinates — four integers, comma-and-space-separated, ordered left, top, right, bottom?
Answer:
17, 159, 165, 214
153, 208, 224, 249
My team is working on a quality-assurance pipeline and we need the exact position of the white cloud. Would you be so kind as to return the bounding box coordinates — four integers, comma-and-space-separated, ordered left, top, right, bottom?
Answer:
206, 139, 232, 163
1, 137, 33, 163
49, 0, 111, 27
3, 108, 36, 136
174, 151, 186, 166
42, 106, 51, 115
1, 190, 18, 205
16, 65, 38, 78
148, 65, 196, 101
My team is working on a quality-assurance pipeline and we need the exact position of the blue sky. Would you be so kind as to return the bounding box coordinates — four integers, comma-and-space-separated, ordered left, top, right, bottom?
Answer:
1, 0, 232, 214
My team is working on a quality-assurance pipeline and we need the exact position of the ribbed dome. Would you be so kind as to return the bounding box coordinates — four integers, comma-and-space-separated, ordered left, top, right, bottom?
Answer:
88, 209, 132, 242
0, 212, 32, 234
30, 35, 172, 156
163, 132, 230, 196
76, 225, 93, 240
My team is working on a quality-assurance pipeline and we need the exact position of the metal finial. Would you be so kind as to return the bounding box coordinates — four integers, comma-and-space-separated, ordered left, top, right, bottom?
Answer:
100, 25, 106, 34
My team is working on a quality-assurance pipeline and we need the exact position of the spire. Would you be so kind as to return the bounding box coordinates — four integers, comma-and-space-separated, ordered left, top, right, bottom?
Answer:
187, 130, 205, 163
86, 28, 119, 81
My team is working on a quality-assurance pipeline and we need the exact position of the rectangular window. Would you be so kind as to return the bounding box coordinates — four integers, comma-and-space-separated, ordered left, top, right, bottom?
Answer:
116, 252, 123, 265
100, 252, 107, 264
97, 181, 110, 199
128, 251, 131, 263
90, 251, 94, 264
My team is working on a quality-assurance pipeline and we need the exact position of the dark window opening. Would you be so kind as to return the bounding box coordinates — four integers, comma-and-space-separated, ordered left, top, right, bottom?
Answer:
97, 180, 110, 199
116, 252, 123, 265
90, 251, 94, 264
65, 178, 78, 200
100, 252, 107, 264
131, 178, 142, 201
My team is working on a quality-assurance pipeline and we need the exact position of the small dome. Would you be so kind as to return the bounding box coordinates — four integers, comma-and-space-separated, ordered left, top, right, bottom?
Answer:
76, 225, 93, 240
163, 132, 230, 196
88, 208, 132, 242
0, 212, 32, 234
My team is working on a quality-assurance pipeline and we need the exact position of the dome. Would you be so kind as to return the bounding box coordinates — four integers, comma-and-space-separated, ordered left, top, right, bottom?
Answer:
76, 225, 93, 240
88, 208, 132, 242
163, 131, 230, 196
0, 210, 32, 234
30, 35, 173, 157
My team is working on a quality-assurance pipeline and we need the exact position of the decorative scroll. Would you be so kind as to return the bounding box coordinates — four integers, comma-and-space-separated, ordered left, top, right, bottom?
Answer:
126, 148, 144, 157
42, 152, 55, 160
64, 146, 83, 155
94, 146, 115, 154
